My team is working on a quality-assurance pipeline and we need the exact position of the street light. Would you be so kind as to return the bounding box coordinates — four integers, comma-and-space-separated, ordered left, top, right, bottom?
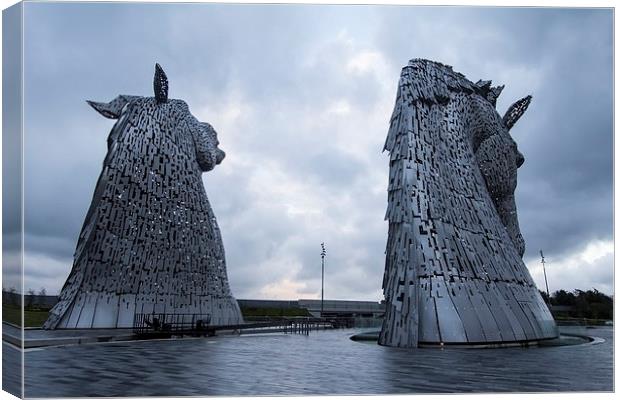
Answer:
540, 249, 550, 302
321, 242, 326, 318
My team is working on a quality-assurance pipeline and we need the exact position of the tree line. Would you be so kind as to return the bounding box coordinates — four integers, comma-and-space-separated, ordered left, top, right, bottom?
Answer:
2, 286, 615, 320
540, 289, 613, 320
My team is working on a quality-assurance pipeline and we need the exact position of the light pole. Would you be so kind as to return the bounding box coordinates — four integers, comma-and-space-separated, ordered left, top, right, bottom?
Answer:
540, 249, 550, 302
321, 242, 326, 318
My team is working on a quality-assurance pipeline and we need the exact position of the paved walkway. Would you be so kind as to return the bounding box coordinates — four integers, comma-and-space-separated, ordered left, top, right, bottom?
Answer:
2, 319, 340, 348
2, 323, 135, 348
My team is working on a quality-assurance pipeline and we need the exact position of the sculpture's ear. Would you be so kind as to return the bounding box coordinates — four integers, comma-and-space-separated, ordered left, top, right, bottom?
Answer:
503, 95, 532, 130
86, 95, 135, 119
475, 80, 504, 106
154, 63, 168, 104
487, 85, 504, 106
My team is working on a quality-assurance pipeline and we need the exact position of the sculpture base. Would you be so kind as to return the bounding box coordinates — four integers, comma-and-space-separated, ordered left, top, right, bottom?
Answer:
351, 330, 574, 349
45, 292, 243, 329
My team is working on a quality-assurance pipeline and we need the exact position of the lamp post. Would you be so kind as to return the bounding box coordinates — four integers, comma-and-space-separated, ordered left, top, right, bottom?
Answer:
321, 242, 326, 318
540, 249, 550, 302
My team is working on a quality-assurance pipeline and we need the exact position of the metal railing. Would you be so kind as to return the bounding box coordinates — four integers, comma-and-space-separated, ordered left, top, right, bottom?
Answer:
133, 313, 212, 335
243, 316, 355, 333
132, 314, 355, 337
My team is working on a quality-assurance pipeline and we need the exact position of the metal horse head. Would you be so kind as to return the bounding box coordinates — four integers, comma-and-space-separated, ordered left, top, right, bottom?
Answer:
87, 63, 225, 172
44, 64, 242, 330
380, 59, 556, 348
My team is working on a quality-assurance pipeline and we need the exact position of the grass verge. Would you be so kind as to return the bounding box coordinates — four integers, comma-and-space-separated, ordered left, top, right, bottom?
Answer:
2, 304, 311, 328
3, 304, 50, 328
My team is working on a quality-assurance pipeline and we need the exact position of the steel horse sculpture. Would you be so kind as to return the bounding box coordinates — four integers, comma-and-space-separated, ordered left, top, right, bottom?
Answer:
45, 64, 243, 329
380, 59, 558, 347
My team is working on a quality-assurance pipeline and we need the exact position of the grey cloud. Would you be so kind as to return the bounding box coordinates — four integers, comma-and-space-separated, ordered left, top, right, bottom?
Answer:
296, 151, 367, 188
24, 234, 76, 262
374, 6, 613, 266
19, 4, 613, 298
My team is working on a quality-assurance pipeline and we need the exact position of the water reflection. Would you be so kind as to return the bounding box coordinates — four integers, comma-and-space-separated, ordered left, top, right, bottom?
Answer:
17, 326, 613, 397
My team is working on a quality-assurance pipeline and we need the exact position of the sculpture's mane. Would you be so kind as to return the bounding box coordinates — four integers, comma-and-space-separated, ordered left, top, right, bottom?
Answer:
389, 59, 501, 106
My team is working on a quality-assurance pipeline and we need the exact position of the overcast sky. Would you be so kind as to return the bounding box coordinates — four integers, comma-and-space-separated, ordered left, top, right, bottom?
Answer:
4, 3, 613, 299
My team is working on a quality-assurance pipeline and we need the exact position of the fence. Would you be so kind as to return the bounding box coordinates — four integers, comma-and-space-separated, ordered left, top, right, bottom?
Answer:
133, 313, 212, 335
133, 314, 355, 337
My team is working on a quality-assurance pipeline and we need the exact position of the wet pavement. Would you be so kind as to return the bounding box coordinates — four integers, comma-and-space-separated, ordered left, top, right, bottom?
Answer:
3, 322, 136, 349
3, 326, 614, 397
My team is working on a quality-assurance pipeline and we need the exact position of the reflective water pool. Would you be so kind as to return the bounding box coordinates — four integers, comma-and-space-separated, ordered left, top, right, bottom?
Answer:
4, 326, 613, 397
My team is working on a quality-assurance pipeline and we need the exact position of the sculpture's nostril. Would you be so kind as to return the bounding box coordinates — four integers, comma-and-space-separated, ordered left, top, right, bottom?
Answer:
216, 149, 226, 164
516, 152, 525, 168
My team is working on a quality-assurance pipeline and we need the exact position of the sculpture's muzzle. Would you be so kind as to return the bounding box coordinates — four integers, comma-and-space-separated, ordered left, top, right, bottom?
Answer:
216, 149, 226, 165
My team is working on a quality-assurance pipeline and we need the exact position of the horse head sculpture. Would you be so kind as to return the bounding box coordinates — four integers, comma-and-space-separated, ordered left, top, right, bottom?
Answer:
380, 59, 557, 347
44, 64, 242, 329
